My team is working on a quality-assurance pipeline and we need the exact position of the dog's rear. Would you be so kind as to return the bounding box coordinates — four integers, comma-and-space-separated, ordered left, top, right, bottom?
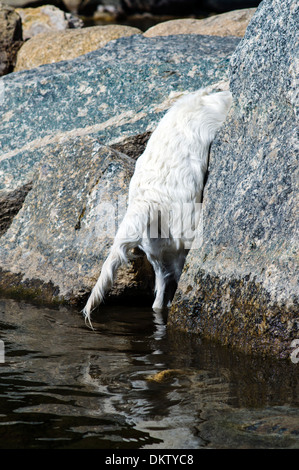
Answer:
83, 88, 232, 326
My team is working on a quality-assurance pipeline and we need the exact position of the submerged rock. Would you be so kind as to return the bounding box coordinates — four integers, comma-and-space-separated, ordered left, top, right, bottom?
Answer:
169, 0, 298, 359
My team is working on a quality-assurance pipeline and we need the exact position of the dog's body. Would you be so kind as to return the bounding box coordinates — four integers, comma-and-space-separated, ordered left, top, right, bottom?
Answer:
83, 88, 232, 325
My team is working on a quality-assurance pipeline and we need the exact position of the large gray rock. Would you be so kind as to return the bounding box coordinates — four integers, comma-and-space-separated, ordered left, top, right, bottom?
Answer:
169, 0, 298, 359
0, 34, 238, 202
0, 33, 239, 305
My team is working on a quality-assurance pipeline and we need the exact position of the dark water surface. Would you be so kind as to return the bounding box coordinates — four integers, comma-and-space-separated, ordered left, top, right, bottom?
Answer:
0, 298, 298, 449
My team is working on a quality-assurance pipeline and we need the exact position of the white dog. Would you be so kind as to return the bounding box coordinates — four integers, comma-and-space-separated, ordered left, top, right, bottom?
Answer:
83, 88, 232, 326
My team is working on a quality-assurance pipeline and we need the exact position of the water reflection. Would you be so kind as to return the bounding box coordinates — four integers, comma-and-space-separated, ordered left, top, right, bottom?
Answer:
0, 298, 298, 449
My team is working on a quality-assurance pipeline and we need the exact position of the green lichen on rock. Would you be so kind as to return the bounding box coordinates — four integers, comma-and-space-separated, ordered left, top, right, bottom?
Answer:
172, 271, 298, 358
0, 268, 62, 305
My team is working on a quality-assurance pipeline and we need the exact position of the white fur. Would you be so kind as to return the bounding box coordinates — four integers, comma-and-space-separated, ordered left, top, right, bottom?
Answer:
83, 88, 232, 326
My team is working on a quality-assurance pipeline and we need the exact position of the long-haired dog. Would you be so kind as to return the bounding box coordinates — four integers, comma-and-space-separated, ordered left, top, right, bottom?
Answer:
83, 88, 232, 326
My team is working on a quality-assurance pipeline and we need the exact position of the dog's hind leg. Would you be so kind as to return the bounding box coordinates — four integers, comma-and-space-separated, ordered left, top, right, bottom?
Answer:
152, 266, 167, 312
149, 258, 175, 312
151, 248, 188, 312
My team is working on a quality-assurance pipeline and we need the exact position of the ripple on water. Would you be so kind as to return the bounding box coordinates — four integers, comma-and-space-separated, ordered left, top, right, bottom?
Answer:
0, 298, 298, 449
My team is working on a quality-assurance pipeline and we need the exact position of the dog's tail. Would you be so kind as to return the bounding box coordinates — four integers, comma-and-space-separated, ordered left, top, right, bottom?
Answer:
82, 203, 150, 327
82, 242, 128, 328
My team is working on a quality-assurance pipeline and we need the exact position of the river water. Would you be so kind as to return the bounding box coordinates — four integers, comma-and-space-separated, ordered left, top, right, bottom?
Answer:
0, 297, 298, 449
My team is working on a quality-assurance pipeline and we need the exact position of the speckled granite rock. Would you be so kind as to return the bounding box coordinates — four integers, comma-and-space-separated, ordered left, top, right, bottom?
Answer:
144, 8, 256, 38
0, 137, 153, 305
1, 33, 239, 195
0, 3, 23, 76
169, 0, 299, 359
14, 24, 142, 71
